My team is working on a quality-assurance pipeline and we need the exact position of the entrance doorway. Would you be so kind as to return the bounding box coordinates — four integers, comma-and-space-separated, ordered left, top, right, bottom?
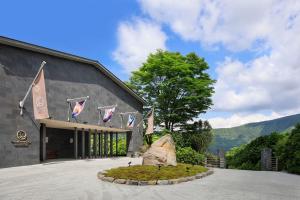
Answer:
39, 121, 130, 162
45, 128, 74, 159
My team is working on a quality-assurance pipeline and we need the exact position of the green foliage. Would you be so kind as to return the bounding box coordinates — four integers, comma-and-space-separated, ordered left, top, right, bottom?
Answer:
281, 124, 300, 174
112, 136, 127, 156
211, 113, 300, 152
226, 124, 300, 174
90, 134, 127, 156
169, 120, 213, 154
104, 163, 208, 181
225, 145, 245, 161
170, 131, 186, 148
238, 162, 260, 170
176, 147, 206, 165
274, 133, 289, 170
143, 133, 164, 146
152, 134, 161, 142
226, 132, 283, 170
144, 134, 153, 146
181, 120, 213, 153
127, 50, 215, 131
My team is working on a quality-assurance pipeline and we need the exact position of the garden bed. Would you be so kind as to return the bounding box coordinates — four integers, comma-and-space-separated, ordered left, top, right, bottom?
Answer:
97, 164, 213, 185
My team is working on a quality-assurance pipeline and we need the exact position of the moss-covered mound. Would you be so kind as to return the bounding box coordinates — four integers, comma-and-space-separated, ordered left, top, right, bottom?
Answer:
103, 163, 208, 181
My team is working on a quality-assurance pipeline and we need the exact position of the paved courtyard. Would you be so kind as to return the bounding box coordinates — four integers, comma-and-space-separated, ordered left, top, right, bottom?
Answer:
0, 157, 299, 200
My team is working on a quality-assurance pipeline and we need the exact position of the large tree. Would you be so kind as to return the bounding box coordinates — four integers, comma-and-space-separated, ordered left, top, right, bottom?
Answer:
127, 50, 215, 131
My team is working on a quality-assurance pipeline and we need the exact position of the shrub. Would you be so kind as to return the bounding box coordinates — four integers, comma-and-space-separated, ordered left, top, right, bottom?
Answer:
274, 133, 289, 171
176, 147, 205, 165
238, 161, 260, 170
104, 163, 208, 181
171, 132, 186, 148
226, 145, 246, 169
282, 124, 300, 174
171, 120, 213, 153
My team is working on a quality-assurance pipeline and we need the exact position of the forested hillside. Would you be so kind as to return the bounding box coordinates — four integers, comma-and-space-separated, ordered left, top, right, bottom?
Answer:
210, 114, 300, 152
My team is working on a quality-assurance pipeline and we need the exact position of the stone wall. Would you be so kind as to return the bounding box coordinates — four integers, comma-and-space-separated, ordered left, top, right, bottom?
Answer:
261, 148, 272, 171
0, 43, 143, 168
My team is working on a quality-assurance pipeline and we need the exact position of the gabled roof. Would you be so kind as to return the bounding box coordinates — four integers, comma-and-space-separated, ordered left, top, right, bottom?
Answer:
0, 36, 145, 104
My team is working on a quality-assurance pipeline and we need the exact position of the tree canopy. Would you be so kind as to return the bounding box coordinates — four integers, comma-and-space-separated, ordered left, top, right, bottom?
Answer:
127, 50, 215, 131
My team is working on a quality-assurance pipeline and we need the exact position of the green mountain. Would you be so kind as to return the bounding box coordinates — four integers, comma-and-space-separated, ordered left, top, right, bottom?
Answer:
210, 113, 300, 152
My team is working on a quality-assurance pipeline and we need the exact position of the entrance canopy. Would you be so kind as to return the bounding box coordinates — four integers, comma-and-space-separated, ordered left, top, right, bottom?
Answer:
38, 119, 130, 133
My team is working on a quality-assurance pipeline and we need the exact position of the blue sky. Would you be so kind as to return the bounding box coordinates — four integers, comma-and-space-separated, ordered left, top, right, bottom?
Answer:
1, 0, 300, 128
0, 0, 138, 77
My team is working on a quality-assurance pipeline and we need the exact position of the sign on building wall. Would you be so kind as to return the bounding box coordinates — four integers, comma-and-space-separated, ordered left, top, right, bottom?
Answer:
11, 130, 31, 147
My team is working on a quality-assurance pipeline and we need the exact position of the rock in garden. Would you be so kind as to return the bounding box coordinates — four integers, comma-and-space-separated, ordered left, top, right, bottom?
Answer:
114, 179, 127, 184
142, 134, 177, 166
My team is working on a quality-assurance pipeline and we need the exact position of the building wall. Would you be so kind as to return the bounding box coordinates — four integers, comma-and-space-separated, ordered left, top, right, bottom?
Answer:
0, 44, 144, 168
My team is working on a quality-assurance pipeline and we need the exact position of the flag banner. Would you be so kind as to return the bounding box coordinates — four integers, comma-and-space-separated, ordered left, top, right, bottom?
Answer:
103, 107, 115, 122
145, 109, 154, 135
32, 69, 49, 120
127, 114, 135, 128
72, 100, 86, 118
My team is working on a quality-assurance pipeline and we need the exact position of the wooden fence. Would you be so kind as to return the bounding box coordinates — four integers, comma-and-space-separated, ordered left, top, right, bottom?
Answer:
205, 156, 226, 168
271, 157, 278, 171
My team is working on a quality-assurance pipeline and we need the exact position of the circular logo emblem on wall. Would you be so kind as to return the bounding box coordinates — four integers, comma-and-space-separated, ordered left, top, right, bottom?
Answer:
11, 130, 31, 147
17, 130, 27, 141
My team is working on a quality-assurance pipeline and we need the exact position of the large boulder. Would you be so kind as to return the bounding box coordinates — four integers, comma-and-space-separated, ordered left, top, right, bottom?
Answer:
142, 134, 177, 166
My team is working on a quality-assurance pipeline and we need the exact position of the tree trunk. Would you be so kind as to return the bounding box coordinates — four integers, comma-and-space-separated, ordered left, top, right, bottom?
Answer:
165, 120, 170, 130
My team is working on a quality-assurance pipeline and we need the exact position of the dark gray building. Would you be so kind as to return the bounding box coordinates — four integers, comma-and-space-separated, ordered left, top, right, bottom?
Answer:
0, 36, 145, 168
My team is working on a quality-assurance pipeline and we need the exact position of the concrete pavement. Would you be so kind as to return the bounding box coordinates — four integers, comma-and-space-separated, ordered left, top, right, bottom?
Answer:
0, 157, 299, 200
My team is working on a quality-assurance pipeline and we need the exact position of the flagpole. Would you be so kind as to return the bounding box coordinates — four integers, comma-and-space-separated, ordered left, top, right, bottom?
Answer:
120, 115, 123, 129
66, 96, 90, 103
97, 104, 117, 110
119, 111, 138, 115
19, 61, 46, 116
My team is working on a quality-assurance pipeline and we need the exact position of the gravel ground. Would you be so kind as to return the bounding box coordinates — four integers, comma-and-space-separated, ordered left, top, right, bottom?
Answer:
0, 157, 299, 200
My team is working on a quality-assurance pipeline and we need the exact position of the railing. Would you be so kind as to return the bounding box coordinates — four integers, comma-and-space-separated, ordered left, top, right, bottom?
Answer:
205, 157, 220, 168
205, 155, 226, 168
271, 157, 278, 171
219, 157, 226, 168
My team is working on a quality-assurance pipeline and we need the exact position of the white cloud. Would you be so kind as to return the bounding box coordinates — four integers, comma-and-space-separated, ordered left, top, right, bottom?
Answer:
139, 0, 300, 127
212, 1, 300, 112
113, 18, 167, 73
139, 0, 280, 51
207, 112, 282, 128
139, 0, 203, 41
213, 52, 300, 114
